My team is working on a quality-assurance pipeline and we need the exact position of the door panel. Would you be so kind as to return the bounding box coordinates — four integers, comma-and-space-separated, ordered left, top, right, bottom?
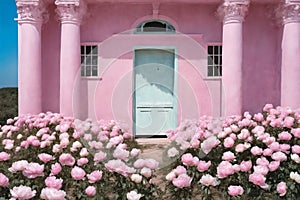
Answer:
134, 49, 176, 136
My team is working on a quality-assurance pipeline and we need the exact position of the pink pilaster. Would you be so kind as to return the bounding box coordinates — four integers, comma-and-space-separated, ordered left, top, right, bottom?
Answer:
55, 0, 86, 117
217, 0, 249, 116
279, 1, 300, 109
15, 0, 47, 115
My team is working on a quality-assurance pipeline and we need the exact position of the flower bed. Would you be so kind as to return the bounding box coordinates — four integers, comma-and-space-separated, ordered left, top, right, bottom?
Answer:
0, 113, 161, 199
164, 104, 300, 199
0, 104, 299, 199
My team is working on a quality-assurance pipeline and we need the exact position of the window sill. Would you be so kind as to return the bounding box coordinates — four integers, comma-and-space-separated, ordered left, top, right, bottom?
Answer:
203, 77, 222, 81
81, 76, 102, 80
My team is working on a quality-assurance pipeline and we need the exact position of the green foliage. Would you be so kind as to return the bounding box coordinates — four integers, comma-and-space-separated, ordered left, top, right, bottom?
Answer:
0, 87, 18, 126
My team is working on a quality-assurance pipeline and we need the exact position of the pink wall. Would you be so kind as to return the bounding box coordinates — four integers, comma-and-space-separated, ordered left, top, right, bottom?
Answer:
40, 2, 282, 122
242, 5, 281, 113
41, 5, 61, 113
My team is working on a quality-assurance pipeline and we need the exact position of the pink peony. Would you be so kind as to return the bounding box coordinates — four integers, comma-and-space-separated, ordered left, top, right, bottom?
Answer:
71, 166, 86, 180
59, 153, 75, 166
278, 131, 292, 141
167, 147, 179, 158
87, 170, 103, 183
77, 158, 89, 166
222, 151, 236, 161
254, 113, 264, 122
93, 151, 107, 163
263, 148, 273, 157
144, 159, 159, 170
174, 166, 187, 175
237, 129, 250, 140
10, 185, 36, 199
133, 159, 145, 169
251, 146, 263, 156
0, 173, 9, 187
268, 161, 280, 172
166, 172, 176, 181
141, 167, 152, 178
223, 137, 235, 148
249, 173, 268, 188
199, 174, 218, 187
283, 116, 294, 128
277, 182, 287, 196
201, 136, 220, 154
197, 160, 211, 172
130, 148, 141, 157
172, 173, 192, 188
291, 128, 300, 138
181, 153, 194, 166
38, 153, 54, 163
131, 174, 143, 183
269, 142, 281, 151
271, 151, 287, 162
40, 188, 66, 200
0, 152, 10, 161
22, 162, 44, 179
217, 161, 235, 178
292, 145, 300, 154
228, 185, 244, 196
253, 165, 269, 176
240, 160, 252, 172
45, 176, 63, 189
9, 160, 29, 173
105, 159, 136, 177
50, 163, 62, 176
126, 190, 142, 200
113, 148, 129, 160
256, 157, 269, 166
85, 186, 96, 197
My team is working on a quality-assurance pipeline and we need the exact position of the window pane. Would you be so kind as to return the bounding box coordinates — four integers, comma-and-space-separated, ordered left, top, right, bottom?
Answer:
92, 66, 98, 76
81, 65, 85, 76
86, 46, 92, 55
86, 56, 92, 65
81, 46, 85, 55
220, 56, 222, 65
92, 56, 98, 65
208, 66, 213, 76
81, 56, 85, 64
214, 56, 219, 65
208, 56, 213, 65
208, 46, 213, 55
219, 46, 222, 54
92, 46, 98, 55
214, 46, 218, 54
219, 66, 222, 76
86, 66, 91, 76
214, 66, 221, 76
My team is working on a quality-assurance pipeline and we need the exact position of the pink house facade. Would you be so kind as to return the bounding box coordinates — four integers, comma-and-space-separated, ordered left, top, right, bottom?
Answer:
15, 0, 300, 136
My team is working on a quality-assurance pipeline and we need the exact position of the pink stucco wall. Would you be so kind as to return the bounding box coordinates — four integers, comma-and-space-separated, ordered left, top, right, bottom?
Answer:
40, 2, 281, 125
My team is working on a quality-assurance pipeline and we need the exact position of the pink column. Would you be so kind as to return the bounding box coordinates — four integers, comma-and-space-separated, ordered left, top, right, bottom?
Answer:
15, 1, 47, 115
217, 0, 249, 116
280, 1, 300, 109
55, 0, 86, 117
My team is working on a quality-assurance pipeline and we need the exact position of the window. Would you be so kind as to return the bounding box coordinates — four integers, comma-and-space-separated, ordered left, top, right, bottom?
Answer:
81, 45, 98, 77
207, 45, 222, 77
136, 20, 175, 33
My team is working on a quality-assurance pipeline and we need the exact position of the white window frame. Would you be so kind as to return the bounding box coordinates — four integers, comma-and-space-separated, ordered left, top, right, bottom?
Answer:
207, 43, 222, 77
80, 44, 99, 78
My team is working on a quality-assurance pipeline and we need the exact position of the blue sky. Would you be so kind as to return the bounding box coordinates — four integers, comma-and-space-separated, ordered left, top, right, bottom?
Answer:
0, 1, 18, 88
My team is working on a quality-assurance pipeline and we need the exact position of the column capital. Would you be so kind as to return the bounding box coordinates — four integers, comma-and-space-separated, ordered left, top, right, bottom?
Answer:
55, 0, 87, 25
217, 0, 250, 24
275, 2, 300, 24
15, 0, 48, 25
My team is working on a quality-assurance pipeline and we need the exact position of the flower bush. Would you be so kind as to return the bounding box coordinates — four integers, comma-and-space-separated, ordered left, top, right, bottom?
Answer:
1, 104, 300, 199
0, 113, 161, 199
165, 104, 300, 200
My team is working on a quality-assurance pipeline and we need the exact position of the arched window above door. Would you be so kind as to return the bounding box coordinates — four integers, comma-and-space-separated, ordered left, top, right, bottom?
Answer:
136, 20, 175, 33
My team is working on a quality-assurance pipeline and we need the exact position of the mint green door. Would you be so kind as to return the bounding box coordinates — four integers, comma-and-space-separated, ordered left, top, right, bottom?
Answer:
134, 49, 176, 137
